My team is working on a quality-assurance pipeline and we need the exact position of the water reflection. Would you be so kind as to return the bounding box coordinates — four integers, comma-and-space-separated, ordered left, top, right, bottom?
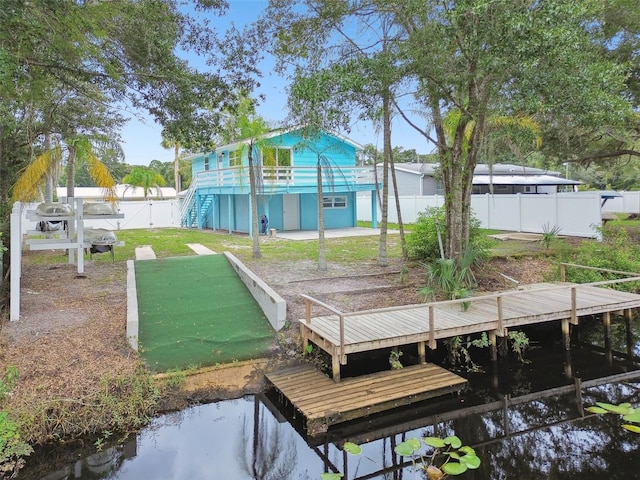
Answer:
19, 315, 640, 480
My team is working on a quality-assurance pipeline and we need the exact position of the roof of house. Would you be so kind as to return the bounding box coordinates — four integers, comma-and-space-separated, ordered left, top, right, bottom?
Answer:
473, 175, 581, 186
185, 128, 364, 160
394, 162, 562, 177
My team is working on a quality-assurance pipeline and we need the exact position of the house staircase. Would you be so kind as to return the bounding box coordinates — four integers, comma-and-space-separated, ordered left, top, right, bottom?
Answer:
180, 177, 214, 228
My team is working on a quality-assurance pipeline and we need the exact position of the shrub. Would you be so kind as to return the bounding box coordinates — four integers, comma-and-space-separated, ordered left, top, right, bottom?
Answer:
559, 226, 640, 291
407, 207, 489, 262
0, 366, 32, 478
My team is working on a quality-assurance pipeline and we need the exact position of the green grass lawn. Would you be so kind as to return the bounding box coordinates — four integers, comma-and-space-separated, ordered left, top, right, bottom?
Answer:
25, 225, 582, 267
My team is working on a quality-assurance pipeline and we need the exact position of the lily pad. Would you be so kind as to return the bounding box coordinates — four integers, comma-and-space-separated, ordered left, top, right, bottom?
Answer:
343, 442, 362, 455
622, 424, 640, 434
321, 473, 343, 480
622, 411, 640, 423
586, 406, 610, 414
424, 436, 447, 448
461, 454, 482, 469
459, 445, 476, 456
394, 439, 420, 456
442, 461, 468, 475
444, 435, 462, 449
596, 402, 633, 415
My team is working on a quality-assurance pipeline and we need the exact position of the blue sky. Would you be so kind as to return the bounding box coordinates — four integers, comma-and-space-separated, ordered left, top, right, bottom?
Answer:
120, 0, 433, 166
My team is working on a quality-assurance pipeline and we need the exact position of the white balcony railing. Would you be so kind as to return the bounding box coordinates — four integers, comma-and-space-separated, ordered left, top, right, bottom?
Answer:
192, 165, 379, 190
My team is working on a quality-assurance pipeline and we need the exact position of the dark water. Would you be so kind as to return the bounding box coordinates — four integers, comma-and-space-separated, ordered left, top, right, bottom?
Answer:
18, 315, 640, 479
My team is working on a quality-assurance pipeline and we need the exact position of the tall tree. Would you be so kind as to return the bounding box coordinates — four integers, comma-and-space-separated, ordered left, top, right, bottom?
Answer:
262, 0, 634, 263
0, 0, 260, 295
222, 96, 270, 259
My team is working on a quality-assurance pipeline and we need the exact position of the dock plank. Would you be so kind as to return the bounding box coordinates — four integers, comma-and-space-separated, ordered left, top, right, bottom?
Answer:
300, 282, 640, 381
266, 363, 467, 434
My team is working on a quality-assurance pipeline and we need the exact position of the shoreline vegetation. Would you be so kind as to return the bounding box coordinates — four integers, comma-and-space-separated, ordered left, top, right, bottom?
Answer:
2, 219, 640, 476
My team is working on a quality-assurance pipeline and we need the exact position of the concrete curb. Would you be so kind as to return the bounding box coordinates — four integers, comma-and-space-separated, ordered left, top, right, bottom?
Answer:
224, 251, 287, 331
126, 259, 139, 351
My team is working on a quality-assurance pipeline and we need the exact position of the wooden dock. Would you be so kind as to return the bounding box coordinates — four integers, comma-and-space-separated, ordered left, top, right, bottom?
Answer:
301, 276, 640, 381
266, 363, 467, 435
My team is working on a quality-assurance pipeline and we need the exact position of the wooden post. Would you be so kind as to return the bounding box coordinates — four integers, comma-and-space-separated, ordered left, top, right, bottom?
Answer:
339, 314, 346, 365
489, 330, 497, 361
602, 311, 611, 339
564, 348, 573, 379
574, 377, 584, 416
418, 341, 426, 364
625, 310, 634, 357
300, 325, 309, 354
332, 350, 341, 382
305, 298, 312, 325
10, 204, 22, 321
561, 319, 571, 350
570, 287, 578, 325
560, 263, 566, 282
497, 296, 505, 336
428, 305, 436, 349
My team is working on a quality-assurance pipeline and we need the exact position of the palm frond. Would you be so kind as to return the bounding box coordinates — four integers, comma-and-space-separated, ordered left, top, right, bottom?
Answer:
11, 146, 62, 202
87, 152, 117, 201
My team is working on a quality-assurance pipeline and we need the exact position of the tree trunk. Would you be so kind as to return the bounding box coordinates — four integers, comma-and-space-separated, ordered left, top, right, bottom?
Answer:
377, 92, 391, 266
66, 145, 77, 202
248, 144, 261, 259
390, 153, 407, 260
174, 144, 181, 193
317, 160, 326, 271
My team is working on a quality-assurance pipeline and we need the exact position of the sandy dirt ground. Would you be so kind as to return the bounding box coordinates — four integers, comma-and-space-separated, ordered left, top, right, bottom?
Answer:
0, 249, 553, 418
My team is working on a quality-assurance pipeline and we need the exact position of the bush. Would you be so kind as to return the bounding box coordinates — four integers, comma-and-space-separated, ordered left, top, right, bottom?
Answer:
407, 206, 489, 262
0, 366, 32, 478
559, 225, 640, 291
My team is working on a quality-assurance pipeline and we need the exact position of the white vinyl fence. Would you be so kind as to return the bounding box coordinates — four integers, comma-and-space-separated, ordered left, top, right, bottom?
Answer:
358, 192, 604, 239
601, 191, 640, 214
19, 199, 181, 235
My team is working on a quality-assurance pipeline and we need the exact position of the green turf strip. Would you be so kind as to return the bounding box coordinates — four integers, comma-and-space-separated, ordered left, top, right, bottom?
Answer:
135, 255, 275, 372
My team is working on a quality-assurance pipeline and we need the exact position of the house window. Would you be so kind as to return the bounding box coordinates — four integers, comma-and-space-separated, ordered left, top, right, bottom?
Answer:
204, 156, 210, 171
262, 147, 292, 181
229, 150, 242, 167
323, 195, 347, 209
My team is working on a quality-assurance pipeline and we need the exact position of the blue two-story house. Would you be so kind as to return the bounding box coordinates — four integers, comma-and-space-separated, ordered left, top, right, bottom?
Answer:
180, 129, 380, 235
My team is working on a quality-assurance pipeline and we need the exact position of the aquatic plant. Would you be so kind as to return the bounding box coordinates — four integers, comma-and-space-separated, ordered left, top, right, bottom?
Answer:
389, 348, 404, 370
586, 402, 640, 434
321, 436, 480, 479
444, 333, 490, 372
394, 435, 481, 478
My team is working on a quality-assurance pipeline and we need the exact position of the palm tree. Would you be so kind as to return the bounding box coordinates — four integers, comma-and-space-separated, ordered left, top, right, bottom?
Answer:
12, 135, 116, 203
161, 134, 182, 193
225, 96, 270, 259
122, 167, 167, 200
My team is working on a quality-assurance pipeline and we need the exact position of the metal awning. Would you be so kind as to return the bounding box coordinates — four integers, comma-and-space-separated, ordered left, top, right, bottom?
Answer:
472, 174, 581, 186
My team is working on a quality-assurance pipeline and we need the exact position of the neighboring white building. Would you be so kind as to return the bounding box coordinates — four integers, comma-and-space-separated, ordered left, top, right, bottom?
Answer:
56, 184, 177, 202
390, 163, 581, 196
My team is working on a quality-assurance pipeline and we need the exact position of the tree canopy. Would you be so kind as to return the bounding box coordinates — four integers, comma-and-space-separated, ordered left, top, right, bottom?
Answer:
259, 0, 638, 261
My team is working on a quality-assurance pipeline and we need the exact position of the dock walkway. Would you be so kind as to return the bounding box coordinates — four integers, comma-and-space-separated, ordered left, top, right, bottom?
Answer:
266, 363, 467, 435
301, 278, 640, 381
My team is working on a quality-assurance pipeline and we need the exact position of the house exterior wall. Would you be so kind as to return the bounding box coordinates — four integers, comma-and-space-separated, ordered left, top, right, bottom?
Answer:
183, 130, 377, 233
191, 131, 358, 177
389, 170, 421, 196
422, 176, 442, 195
